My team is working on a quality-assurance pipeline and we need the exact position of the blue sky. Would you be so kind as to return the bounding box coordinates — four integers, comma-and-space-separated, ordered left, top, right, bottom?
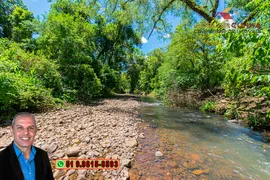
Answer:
23, 0, 225, 54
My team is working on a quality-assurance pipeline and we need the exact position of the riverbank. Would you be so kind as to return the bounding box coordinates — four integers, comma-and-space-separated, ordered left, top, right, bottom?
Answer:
166, 88, 270, 140
0, 95, 143, 179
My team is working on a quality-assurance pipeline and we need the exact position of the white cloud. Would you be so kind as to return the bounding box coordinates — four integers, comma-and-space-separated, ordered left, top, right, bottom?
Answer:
141, 37, 148, 44
163, 33, 170, 38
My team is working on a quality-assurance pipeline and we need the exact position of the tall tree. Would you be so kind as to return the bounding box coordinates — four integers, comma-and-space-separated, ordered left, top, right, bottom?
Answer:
9, 6, 38, 42
0, 0, 25, 38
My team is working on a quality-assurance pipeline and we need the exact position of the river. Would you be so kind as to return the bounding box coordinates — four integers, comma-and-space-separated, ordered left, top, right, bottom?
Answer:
129, 98, 270, 179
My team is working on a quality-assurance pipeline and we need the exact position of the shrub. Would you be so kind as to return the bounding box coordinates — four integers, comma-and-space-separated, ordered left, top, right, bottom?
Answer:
0, 39, 62, 96
63, 64, 102, 101
201, 101, 216, 112
0, 72, 56, 112
0, 39, 60, 118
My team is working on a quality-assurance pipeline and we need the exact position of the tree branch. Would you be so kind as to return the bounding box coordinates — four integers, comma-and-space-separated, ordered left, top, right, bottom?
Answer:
209, 0, 214, 7
148, 0, 177, 38
123, 0, 134, 7
239, 9, 259, 26
180, 0, 217, 23
210, 0, 219, 17
110, 0, 119, 14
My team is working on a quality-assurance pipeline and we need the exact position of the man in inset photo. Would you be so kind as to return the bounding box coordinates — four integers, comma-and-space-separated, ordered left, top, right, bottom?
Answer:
0, 112, 54, 180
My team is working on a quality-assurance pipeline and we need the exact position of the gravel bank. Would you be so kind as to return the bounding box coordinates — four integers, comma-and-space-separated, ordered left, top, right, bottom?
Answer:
0, 96, 143, 179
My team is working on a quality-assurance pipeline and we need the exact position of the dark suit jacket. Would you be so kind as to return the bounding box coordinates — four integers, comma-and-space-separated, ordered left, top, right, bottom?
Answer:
0, 143, 54, 180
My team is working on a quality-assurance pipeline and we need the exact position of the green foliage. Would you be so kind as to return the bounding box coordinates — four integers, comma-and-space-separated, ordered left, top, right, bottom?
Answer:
71, 64, 102, 101
118, 73, 130, 93
248, 114, 269, 129
0, 72, 56, 112
150, 22, 224, 100
128, 63, 141, 93
38, 0, 141, 100
100, 64, 120, 95
267, 110, 270, 119
224, 103, 240, 119
9, 6, 39, 42
220, 28, 270, 98
201, 101, 216, 112
38, 12, 95, 63
0, 39, 61, 117
38, 3, 101, 100
0, 0, 26, 38
124, 49, 145, 93
139, 49, 164, 94
0, 39, 62, 95
94, 16, 140, 69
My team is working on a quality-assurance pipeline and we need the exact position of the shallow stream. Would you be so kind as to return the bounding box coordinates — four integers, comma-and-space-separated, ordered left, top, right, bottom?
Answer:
129, 98, 270, 179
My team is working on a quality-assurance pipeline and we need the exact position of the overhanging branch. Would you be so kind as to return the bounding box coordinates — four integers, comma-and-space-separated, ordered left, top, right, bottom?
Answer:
210, 0, 219, 17
148, 0, 177, 38
240, 9, 259, 26
180, 0, 216, 23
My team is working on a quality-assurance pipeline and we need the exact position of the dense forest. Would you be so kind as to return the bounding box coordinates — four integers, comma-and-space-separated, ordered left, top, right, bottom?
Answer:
0, 0, 269, 130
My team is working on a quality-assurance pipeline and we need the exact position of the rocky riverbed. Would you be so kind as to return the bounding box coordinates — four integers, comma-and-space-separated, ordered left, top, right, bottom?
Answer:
0, 96, 143, 180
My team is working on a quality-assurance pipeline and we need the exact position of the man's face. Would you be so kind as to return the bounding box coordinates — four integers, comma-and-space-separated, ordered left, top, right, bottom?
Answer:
10, 116, 37, 150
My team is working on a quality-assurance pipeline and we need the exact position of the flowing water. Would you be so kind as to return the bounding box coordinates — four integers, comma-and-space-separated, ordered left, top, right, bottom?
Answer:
129, 98, 270, 180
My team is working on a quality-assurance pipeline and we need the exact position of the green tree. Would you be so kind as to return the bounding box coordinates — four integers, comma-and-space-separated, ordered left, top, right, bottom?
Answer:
0, 0, 27, 38
9, 6, 39, 42
139, 48, 165, 94
93, 15, 141, 93
124, 49, 145, 93
38, 2, 101, 100
39, 0, 141, 99
154, 22, 224, 98
0, 39, 59, 116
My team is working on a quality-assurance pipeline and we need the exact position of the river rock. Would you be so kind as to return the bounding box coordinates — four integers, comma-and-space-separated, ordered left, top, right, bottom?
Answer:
155, 151, 163, 157
58, 176, 67, 180
66, 146, 81, 157
63, 176, 69, 180
83, 137, 90, 143
66, 169, 75, 176
41, 144, 49, 151
101, 140, 111, 148
121, 158, 131, 168
76, 175, 86, 180
192, 169, 209, 175
78, 154, 86, 159
120, 167, 130, 179
139, 133, 145, 139
191, 154, 202, 162
228, 120, 238, 123
0, 97, 142, 179
53, 151, 65, 158
112, 154, 119, 159
78, 170, 87, 176
53, 170, 60, 178
48, 143, 58, 153
125, 138, 137, 148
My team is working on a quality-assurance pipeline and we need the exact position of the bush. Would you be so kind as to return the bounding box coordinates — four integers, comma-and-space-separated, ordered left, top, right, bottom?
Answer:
0, 39, 60, 117
201, 101, 216, 112
0, 39, 62, 96
100, 64, 121, 95
63, 64, 102, 101
221, 29, 270, 99
0, 72, 56, 112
